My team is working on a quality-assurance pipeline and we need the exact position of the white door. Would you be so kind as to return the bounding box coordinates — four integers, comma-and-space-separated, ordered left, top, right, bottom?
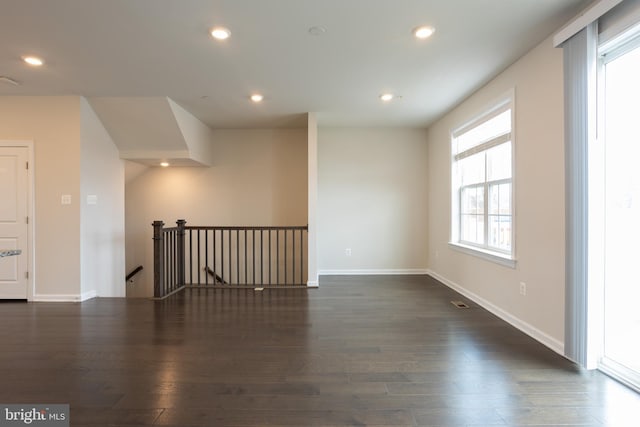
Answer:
600, 39, 640, 389
0, 146, 29, 299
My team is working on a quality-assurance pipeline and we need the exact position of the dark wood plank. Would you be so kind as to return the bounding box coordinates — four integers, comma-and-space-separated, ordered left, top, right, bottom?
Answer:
0, 275, 638, 426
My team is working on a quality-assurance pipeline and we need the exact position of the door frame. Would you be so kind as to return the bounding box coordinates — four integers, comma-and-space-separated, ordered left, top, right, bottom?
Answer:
591, 36, 640, 392
0, 140, 35, 301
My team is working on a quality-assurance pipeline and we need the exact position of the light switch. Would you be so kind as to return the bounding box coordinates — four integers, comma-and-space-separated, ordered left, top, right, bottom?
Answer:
87, 195, 97, 205
61, 195, 72, 205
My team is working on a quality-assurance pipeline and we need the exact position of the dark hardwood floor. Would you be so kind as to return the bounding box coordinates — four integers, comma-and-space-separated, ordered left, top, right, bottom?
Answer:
1, 275, 638, 426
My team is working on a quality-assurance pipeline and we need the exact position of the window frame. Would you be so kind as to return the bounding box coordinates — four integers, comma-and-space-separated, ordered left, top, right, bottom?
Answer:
595, 21, 640, 391
449, 91, 516, 268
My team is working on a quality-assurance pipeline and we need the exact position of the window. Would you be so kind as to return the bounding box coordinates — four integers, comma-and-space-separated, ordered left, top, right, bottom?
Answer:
451, 94, 514, 262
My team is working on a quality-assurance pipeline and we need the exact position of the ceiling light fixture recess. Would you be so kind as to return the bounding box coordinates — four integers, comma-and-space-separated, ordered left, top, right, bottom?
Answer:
413, 26, 435, 39
250, 94, 264, 102
22, 56, 44, 66
210, 27, 231, 40
308, 26, 326, 36
380, 93, 395, 102
160, 162, 170, 167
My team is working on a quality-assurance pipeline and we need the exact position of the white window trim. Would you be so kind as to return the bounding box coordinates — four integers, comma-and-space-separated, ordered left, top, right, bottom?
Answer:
592, 18, 640, 385
448, 242, 517, 268
449, 89, 517, 268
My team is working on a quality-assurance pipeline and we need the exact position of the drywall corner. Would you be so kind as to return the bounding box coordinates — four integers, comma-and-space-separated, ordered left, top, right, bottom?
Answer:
168, 98, 214, 166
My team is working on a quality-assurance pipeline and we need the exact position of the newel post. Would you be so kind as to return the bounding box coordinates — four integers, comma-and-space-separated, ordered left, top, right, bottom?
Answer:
152, 220, 165, 298
176, 219, 186, 288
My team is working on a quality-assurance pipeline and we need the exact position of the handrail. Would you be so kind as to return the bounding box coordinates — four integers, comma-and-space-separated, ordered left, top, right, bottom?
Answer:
126, 265, 143, 282
204, 266, 227, 284
185, 225, 308, 231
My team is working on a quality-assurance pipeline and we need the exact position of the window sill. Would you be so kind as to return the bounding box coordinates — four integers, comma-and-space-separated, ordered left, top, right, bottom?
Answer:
448, 242, 517, 269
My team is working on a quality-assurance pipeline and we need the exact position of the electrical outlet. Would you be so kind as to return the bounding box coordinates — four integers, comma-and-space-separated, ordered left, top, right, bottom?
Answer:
519, 282, 526, 296
345, 248, 352, 256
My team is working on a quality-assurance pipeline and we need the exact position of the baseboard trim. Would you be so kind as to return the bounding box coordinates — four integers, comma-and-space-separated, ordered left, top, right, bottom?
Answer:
319, 269, 429, 276
33, 290, 97, 302
80, 290, 97, 301
426, 269, 565, 355
599, 358, 640, 393
307, 281, 319, 288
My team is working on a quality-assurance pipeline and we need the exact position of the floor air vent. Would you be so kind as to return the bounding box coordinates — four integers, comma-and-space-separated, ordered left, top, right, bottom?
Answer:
451, 300, 470, 309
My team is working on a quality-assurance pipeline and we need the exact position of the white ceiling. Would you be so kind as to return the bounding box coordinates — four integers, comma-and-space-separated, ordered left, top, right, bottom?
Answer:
0, 0, 589, 129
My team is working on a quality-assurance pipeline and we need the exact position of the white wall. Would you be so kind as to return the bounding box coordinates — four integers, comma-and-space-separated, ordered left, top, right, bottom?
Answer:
426, 35, 566, 351
307, 113, 318, 286
168, 99, 215, 166
317, 128, 429, 273
0, 97, 82, 298
125, 128, 308, 297
80, 98, 126, 298
0, 96, 126, 300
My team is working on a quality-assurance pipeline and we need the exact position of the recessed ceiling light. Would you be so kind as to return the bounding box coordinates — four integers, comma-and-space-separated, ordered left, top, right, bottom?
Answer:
380, 93, 395, 102
413, 26, 435, 40
160, 162, 170, 167
308, 26, 327, 36
22, 56, 44, 66
210, 27, 231, 40
250, 94, 264, 103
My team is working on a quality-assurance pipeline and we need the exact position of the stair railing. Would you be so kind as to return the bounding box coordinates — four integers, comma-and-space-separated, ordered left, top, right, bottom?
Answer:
153, 220, 308, 299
